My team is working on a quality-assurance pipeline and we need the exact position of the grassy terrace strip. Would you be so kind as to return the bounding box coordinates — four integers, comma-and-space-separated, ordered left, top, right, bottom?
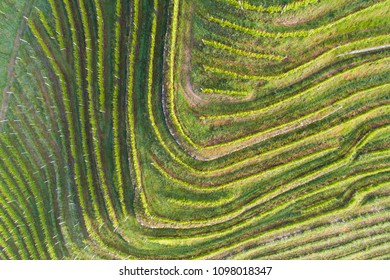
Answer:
193, 72, 389, 147
231, 209, 390, 259
35, 7, 54, 39
199, 198, 390, 259
145, 180, 390, 253
139, 0, 386, 225
164, 61, 389, 161
147, 116, 389, 227
29, 19, 91, 238
164, 0, 202, 153
46, 0, 65, 50
62, 0, 101, 225
189, 1, 389, 109
60, 0, 116, 254
197, 53, 389, 127
0, 134, 47, 258
31, 7, 100, 244
20, 50, 73, 256
203, 0, 388, 38
199, 36, 390, 96
145, 106, 388, 226
9, 86, 64, 258
94, 0, 106, 114
80, 0, 118, 226
202, 39, 284, 61
126, 0, 145, 218
201, 88, 249, 96
141, 32, 344, 179
141, 0, 223, 177
216, 0, 319, 13
0, 0, 389, 259
235, 213, 389, 258
146, 2, 202, 176
205, 15, 308, 38
112, 0, 125, 214
19, 52, 76, 257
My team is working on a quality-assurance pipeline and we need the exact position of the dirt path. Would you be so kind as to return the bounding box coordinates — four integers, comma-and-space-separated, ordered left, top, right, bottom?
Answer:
181, 22, 209, 107
338, 44, 390, 56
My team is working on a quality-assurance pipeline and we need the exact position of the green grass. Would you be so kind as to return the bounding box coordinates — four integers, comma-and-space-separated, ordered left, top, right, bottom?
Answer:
0, 0, 388, 259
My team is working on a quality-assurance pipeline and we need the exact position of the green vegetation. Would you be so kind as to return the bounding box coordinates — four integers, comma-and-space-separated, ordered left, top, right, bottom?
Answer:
0, 0, 389, 259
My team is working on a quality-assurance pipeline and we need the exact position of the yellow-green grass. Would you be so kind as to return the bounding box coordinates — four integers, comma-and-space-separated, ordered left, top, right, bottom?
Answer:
0, 0, 388, 260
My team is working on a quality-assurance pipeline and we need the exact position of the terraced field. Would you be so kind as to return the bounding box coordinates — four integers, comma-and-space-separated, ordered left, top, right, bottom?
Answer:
0, 0, 389, 259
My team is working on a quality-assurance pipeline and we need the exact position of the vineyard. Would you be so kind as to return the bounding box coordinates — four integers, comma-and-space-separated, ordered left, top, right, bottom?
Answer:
0, 0, 389, 259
